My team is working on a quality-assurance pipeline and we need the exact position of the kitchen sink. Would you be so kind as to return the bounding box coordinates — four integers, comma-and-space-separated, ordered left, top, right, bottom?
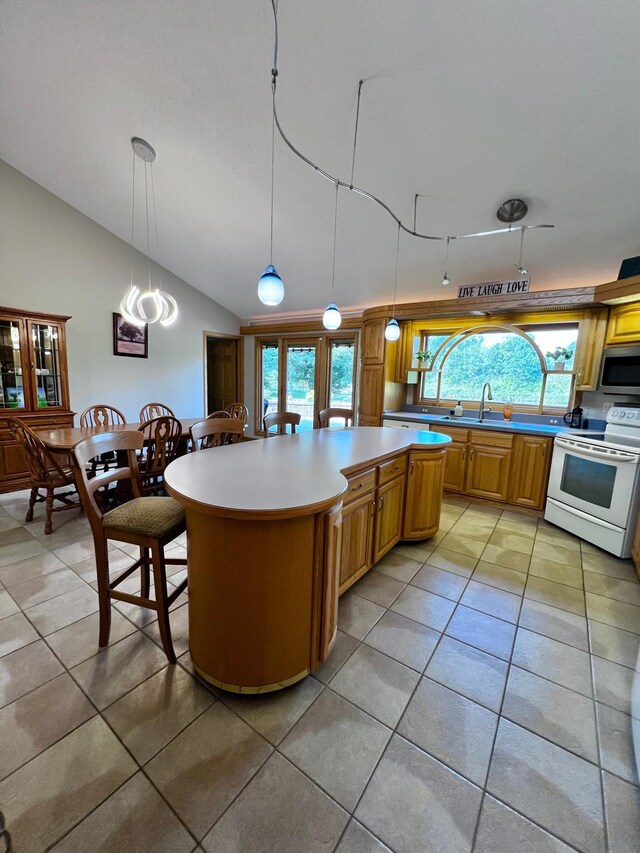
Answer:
439, 416, 484, 423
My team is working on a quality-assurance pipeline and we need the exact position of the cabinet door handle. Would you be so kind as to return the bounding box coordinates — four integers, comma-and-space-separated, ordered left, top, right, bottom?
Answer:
378, 496, 384, 512
371, 500, 376, 514
410, 459, 414, 473
469, 449, 475, 461
542, 444, 547, 458
462, 449, 466, 461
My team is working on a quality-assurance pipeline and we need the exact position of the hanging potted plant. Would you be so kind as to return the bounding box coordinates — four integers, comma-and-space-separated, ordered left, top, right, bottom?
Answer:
546, 347, 573, 370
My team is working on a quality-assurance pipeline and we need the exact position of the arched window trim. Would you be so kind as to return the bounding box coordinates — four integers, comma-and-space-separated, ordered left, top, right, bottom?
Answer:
424, 324, 547, 375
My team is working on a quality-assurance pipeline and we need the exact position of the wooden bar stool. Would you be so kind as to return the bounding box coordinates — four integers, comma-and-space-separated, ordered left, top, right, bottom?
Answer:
190, 418, 245, 450
318, 407, 354, 428
263, 412, 301, 436
72, 431, 187, 663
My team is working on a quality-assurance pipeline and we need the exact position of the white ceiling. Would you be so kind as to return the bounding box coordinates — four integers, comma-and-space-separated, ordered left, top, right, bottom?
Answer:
2, 0, 640, 321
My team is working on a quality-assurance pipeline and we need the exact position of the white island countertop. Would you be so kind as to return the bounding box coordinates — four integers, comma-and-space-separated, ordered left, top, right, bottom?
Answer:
164, 426, 450, 519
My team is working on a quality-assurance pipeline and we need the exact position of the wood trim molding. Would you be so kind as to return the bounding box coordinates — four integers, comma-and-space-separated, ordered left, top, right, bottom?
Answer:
0, 306, 72, 322
595, 274, 640, 305
240, 317, 362, 336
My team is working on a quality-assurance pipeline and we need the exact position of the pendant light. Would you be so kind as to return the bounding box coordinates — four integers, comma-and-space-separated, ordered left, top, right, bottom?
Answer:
385, 224, 402, 342
120, 138, 178, 327
258, 103, 284, 305
514, 226, 528, 276
322, 182, 342, 330
442, 236, 451, 286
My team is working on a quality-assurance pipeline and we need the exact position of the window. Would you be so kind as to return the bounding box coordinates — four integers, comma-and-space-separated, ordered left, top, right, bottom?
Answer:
255, 334, 357, 433
419, 323, 579, 411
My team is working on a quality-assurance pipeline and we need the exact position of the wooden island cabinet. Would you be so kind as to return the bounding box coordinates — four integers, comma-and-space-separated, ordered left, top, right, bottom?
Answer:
165, 427, 449, 692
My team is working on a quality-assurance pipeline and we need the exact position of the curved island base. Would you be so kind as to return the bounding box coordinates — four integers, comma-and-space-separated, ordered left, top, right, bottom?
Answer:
165, 427, 450, 693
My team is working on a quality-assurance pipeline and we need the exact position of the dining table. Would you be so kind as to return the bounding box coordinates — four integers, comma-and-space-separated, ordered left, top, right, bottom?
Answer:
38, 417, 204, 453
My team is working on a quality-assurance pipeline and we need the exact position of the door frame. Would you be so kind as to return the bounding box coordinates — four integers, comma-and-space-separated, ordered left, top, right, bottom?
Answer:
202, 331, 244, 417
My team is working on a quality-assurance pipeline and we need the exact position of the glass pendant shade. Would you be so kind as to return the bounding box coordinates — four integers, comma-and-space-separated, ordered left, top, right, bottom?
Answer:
385, 318, 400, 341
322, 302, 342, 330
258, 265, 285, 306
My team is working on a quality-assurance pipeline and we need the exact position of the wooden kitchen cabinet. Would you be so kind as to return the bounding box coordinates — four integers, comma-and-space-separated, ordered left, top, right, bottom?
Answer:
358, 363, 385, 426
433, 424, 468, 493
339, 491, 375, 589
403, 450, 446, 539
465, 444, 512, 502
606, 302, 640, 345
372, 474, 405, 562
319, 503, 343, 663
361, 319, 387, 364
509, 434, 552, 510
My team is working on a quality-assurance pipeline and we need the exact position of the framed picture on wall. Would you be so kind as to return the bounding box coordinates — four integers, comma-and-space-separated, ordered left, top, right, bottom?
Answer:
113, 313, 148, 358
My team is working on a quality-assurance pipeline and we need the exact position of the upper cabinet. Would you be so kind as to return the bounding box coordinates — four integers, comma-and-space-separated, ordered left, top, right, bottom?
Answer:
605, 303, 640, 345
0, 307, 74, 492
361, 319, 386, 364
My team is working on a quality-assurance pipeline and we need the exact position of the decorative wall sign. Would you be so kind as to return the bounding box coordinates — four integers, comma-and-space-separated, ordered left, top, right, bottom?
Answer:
457, 279, 530, 299
113, 313, 148, 358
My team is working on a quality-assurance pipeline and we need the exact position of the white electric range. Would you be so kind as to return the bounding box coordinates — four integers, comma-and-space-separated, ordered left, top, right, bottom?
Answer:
545, 405, 640, 558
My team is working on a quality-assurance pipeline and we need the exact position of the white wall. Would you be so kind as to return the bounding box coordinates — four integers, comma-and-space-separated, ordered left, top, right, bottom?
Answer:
0, 161, 241, 422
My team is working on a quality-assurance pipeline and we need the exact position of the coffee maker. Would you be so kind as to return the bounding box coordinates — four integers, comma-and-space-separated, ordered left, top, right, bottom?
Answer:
563, 406, 583, 429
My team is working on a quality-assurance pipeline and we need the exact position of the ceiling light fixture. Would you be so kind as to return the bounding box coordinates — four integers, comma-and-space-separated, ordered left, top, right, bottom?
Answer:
322, 182, 342, 330
385, 224, 402, 342
258, 79, 284, 306
120, 138, 178, 327
267, 2, 554, 251
442, 237, 451, 286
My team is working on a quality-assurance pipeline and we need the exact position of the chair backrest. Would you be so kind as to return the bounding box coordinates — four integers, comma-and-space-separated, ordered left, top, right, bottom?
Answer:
206, 410, 231, 420
226, 403, 249, 425
139, 402, 175, 422
263, 411, 301, 436
79, 405, 127, 428
138, 416, 182, 488
72, 431, 144, 537
318, 407, 354, 428
190, 418, 245, 451
8, 418, 70, 487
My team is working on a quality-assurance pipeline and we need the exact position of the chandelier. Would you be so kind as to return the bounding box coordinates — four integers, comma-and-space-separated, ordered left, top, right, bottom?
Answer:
120, 138, 178, 327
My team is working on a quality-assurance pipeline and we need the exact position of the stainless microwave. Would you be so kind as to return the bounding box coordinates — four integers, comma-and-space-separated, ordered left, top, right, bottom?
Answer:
599, 345, 640, 395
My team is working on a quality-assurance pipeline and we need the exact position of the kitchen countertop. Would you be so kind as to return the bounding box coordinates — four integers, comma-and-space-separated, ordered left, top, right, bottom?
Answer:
383, 410, 603, 439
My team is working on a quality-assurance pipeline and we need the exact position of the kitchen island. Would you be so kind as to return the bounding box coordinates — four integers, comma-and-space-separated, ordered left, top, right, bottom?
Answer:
164, 426, 450, 693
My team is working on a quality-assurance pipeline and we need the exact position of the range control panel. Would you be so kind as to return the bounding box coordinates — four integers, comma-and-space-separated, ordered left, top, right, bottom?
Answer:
607, 406, 640, 426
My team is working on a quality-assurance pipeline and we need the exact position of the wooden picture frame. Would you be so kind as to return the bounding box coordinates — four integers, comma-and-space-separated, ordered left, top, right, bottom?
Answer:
113, 312, 148, 358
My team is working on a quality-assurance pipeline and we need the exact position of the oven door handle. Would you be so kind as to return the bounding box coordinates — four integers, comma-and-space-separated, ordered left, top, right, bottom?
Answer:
554, 438, 638, 463
546, 498, 625, 532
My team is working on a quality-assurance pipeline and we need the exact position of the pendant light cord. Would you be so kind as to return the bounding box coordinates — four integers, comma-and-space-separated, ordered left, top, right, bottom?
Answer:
518, 226, 525, 267
143, 161, 152, 289
444, 236, 450, 271
331, 181, 339, 293
350, 80, 363, 189
150, 161, 162, 286
270, 97, 275, 264
392, 222, 400, 318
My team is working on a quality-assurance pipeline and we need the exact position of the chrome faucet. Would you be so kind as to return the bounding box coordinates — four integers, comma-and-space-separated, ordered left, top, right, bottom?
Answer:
479, 382, 493, 422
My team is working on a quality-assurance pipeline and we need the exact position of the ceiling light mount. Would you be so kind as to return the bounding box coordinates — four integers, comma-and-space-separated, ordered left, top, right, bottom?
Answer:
131, 138, 156, 164
496, 198, 528, 224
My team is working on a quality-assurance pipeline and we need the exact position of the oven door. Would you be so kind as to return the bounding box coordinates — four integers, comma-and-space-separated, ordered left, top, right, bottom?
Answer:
547, 437, 639, 527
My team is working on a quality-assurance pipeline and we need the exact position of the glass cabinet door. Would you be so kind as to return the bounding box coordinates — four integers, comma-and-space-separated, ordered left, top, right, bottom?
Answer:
0, 319, 27, 410
29, 322, 64, 408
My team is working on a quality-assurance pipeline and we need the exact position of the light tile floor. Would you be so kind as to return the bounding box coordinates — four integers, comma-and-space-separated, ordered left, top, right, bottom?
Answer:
0, 490, 639, 852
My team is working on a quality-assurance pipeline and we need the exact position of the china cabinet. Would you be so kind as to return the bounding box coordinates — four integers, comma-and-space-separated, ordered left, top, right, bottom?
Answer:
0, 307, 74, 492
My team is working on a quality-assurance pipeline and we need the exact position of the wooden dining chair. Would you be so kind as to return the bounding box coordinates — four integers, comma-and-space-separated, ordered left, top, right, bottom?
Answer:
318, 407, 354, 428
8, 418, 80, 535
72, 431, 187, 663
79, 405, 127, 476
206, 410, 231, 420
264, 411, 301, 436
190, 418, 245, 450
138, 416, 182, 495
139, 402, 175, 422
226, 403, 249, 426
79, 405, 127, 428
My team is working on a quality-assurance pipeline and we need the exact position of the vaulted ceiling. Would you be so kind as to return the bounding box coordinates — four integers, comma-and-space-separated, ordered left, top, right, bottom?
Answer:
2, 0, 639, 320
